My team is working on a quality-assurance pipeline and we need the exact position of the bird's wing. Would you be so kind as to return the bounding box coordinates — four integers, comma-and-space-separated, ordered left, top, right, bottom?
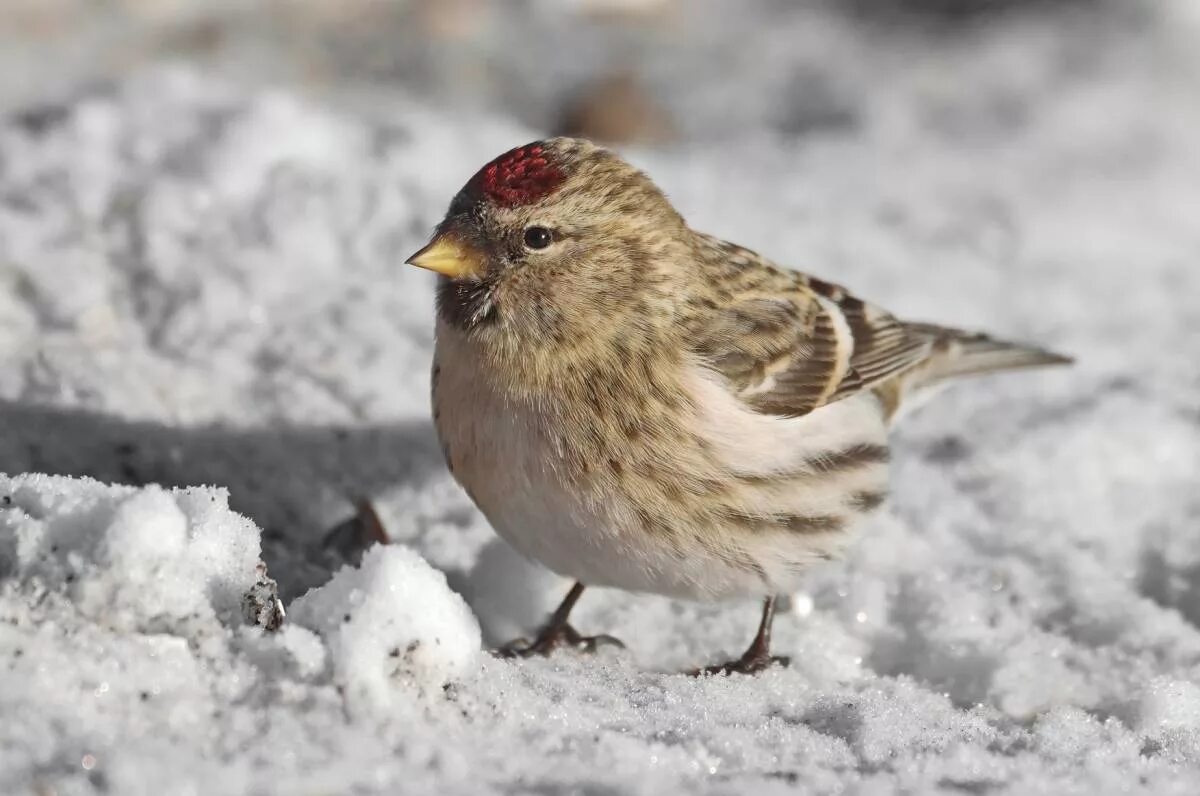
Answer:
683, 239, 931, 418
683, 238, 1070, 418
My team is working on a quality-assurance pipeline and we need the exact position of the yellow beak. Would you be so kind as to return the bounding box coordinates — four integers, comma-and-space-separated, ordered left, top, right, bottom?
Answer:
405, 233, 486, 280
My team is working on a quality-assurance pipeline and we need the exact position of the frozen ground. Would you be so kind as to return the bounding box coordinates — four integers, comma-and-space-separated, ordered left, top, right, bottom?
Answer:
3, 2, 1200, 794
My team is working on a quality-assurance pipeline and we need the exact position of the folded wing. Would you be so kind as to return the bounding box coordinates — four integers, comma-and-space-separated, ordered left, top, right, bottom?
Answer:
684, 236, 1069, 418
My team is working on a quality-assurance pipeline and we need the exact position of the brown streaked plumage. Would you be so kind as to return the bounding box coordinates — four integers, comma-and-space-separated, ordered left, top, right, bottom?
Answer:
409, 137, 1071, 675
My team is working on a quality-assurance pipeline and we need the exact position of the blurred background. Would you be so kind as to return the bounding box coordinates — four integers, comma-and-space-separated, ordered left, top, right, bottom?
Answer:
0, 0, 1171, 145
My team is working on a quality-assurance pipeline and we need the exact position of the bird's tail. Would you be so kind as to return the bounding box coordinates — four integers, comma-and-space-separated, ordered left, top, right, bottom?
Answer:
903, 322, 1073, 392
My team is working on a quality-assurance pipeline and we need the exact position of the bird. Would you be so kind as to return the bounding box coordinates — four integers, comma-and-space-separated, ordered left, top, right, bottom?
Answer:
407, 137, 1070, 675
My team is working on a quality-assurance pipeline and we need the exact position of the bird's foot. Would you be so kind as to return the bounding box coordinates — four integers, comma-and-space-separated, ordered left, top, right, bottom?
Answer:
495, 623, 625, 659
690, 652, 790, 677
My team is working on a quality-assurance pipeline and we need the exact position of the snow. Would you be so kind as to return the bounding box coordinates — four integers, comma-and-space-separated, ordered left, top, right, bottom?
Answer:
2, 1, 1200, 793
1, 473, 259, 633
290, 544, 481, 711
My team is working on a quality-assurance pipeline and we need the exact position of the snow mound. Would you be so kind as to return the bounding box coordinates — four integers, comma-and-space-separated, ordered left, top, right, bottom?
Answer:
291, 544, 481, 707
0, 474, 484, 795
0, 472, 260, 632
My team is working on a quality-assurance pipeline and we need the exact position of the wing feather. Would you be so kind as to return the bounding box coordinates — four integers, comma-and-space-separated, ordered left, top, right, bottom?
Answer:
685, 235, 933, 417
683, 233, 1070, 418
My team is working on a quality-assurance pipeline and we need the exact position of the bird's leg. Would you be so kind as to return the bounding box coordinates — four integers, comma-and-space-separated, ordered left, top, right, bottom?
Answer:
692, 596, 790, 676
496, 582, 625, 658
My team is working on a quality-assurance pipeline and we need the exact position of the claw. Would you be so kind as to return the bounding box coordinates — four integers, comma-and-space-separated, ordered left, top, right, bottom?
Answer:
688, 596, 788, 676
493, 636, 533, 658
690, 653, 790, 677
492, 582, 625, 660
494, 624, 625, 659
578, 633, 625, 653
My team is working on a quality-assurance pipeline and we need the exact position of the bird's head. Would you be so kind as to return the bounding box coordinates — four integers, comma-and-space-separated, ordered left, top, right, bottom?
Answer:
407, 138, 685, 335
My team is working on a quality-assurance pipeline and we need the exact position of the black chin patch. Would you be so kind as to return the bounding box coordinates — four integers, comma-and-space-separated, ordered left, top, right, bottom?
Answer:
436, 276, 498, 330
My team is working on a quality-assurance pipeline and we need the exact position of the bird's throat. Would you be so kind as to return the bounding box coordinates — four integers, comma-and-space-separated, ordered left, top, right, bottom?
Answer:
435, 276, 499, 331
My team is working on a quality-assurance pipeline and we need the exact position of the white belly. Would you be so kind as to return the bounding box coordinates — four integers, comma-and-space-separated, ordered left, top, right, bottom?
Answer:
432, 328, 889, 601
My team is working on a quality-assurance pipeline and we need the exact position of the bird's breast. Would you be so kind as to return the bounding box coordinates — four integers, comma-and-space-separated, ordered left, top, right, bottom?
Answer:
431, 325, 681, 593
431, 323, 892, 599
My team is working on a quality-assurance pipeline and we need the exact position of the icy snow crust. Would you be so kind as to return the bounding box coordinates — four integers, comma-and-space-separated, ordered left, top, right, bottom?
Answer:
3, 5, 1200, 794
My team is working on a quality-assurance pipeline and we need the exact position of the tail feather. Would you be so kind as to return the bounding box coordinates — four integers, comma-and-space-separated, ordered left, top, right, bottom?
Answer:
904, 322, 1073, 390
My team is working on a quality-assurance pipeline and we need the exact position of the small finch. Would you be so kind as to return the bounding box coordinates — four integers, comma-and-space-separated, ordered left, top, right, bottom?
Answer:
408, 138, 1070, 675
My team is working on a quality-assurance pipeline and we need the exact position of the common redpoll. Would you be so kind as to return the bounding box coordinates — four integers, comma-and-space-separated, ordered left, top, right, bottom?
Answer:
408, 138, 1070, 675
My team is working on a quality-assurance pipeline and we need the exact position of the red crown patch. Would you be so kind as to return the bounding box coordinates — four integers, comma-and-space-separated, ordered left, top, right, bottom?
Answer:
468, 144, 565, 207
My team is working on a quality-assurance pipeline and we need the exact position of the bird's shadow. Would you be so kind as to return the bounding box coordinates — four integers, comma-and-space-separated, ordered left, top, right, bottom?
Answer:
0, 400, 446, 599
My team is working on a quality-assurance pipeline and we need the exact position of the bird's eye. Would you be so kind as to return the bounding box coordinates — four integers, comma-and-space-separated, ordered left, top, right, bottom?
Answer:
523, 226, 554, 250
